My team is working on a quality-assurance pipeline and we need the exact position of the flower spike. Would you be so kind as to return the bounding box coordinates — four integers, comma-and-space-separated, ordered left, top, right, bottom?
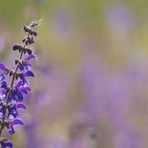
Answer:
0, 20, 40, 147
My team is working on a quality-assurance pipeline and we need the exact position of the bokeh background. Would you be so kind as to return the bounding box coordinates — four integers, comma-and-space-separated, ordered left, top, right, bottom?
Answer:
0, 0, 148, 147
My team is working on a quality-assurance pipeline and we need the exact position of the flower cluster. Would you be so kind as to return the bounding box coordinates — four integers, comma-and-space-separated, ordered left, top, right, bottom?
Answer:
0, 20, 39, 148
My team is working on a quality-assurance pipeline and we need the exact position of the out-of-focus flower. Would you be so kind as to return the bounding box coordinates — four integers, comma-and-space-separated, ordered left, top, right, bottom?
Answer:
9, 119, 24, 135
106, 4, 136, 38
53, 11, 73, 40
1, 140, 13, 148
115, 128, 142, 148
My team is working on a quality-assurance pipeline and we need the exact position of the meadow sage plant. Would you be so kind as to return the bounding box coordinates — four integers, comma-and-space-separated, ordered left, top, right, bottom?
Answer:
0, 20, 40, 148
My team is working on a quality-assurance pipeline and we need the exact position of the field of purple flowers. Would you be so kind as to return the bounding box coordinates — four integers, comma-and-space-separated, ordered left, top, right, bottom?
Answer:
0, 0, 148, 148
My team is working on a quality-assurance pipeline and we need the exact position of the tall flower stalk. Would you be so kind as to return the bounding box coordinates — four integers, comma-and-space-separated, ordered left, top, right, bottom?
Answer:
0, 20, 39, 148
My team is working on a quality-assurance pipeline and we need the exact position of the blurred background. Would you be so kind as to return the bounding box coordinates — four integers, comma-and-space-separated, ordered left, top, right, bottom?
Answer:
0, 0, 148, 147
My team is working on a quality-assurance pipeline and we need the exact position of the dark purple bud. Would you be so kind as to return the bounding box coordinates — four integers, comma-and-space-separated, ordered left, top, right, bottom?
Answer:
23, 26, 37, 36
13, 45, 24, 53
24, 71, 34, 77
26, 48, 32, 55
13, 45, 32, 55
15, 73, 19, 80
15, 60, 19, 65
23, 36, 34, 45
13, 45, 22, 51
23, 26, 30, 32
9, 71, 14, 77
30, 21, 38, 27
22, 38, 26, 43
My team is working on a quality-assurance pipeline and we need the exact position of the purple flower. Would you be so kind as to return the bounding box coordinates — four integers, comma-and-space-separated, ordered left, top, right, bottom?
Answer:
16, 103, 26, 110
10, 119, 24, 126
0, 74, 5, 81
9, 119, 24, 135
16, 81, 31, 94
8, 103, 26, 119
0, 63, 8, 74
8, 105, 18, 119
1, 81, 7, 89
10, 89, 23, 102
21, 62, 32, 71
23, 71, 34, 77
18, 55, 35, 71
1, 140, 13, 148
25, 55, 35, 61
18, 86, 31, 94
13, 45, 32, 55
18, 71, 34, 84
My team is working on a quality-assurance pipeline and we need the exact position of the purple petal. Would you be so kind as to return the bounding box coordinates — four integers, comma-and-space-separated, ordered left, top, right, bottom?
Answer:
0, 63, 7, 74
18, 63, 25, 71
1, 81, 7, 89
16, 81, 31, 94
16, 81, 23, 88
25, 55, 35, 61
20, 87, 31, 94
9, 126, 15, 135
9, 119, 24, 135
24, 71, 34, 77
0, 74, 5, 81
10, 119, 24, 126
26, 63, 32, 71
16, 103, 26, 110
21, 77, 28, 84
2, 141, 13, 148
